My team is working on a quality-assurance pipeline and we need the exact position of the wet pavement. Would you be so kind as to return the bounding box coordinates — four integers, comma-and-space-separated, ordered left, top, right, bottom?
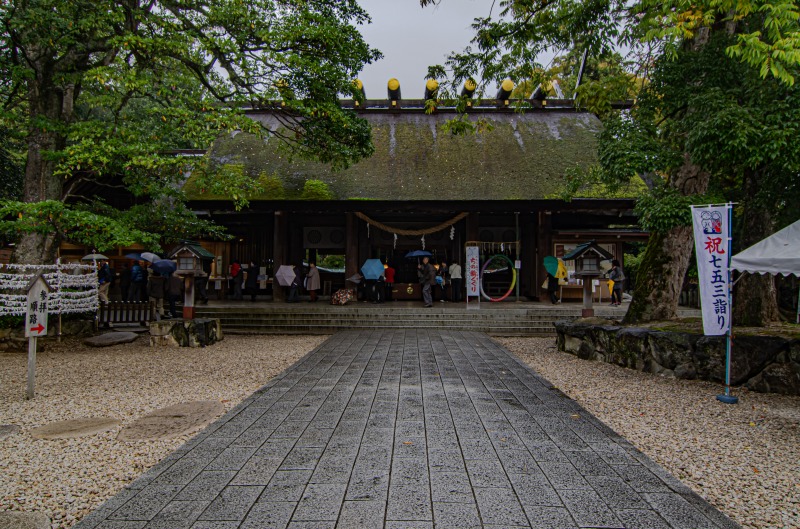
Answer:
75, 330, 739, 529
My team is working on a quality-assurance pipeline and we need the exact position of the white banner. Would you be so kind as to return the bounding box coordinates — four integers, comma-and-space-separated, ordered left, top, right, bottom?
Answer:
466, 246, 480, 297
691, 205, 732, 335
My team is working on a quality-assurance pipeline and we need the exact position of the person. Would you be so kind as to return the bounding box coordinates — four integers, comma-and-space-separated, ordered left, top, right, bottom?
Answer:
128, 260, 147, 302
287, 263, 302, 302
437, 261, 449, 302
384, 263, 395, 301
371, 274, 384, 303
166, 272, 184, 318
195, 270, 209, 304
119, 263, 131, 302
419, 256, 436, 308
449, 261, 462, 302
305, 262, 320, 302
231, 259, 244, 300
245, 261, 259, 301
147, 270, 167, 319
547, 272, 560, 304
97, 260, 112, 303
608, 259, 626, 306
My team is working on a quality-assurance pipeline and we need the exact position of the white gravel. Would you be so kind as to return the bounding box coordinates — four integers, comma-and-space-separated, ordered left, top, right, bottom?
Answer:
0, 334, 326, 528
498, 336, 800, 529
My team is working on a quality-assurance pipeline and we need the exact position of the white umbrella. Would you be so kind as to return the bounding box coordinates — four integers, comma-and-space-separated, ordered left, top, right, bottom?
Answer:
140, 252, 162, 263
274, 265, 296, 287
81, 253, 108, 261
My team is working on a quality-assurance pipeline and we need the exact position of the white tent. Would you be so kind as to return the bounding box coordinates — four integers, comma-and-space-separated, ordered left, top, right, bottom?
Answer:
731, 219, 800, 322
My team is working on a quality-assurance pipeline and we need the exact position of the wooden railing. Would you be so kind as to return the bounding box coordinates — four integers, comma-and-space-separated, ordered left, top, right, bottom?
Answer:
97, 301, 155, 328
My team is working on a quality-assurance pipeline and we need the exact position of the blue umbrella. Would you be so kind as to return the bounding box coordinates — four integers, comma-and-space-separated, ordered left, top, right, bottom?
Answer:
405, 250, 432, 258
124, 253, 142, 260
150, 260, 177, 276
360, 259, 385, 280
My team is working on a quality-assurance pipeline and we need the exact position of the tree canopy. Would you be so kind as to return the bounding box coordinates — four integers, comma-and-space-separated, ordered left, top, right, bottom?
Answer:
424, 0, 800, 323
1, 0, 381, 262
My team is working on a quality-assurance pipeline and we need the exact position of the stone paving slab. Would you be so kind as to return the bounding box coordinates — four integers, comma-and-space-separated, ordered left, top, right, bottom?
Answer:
75, 330, 741, 529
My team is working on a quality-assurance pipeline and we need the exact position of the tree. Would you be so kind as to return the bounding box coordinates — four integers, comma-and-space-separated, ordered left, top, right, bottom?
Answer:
1, 0, 381, 263
423, 0, 800, 324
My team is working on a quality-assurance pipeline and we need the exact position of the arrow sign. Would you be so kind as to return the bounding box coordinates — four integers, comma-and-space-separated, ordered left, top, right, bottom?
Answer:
25, 275, 50, 338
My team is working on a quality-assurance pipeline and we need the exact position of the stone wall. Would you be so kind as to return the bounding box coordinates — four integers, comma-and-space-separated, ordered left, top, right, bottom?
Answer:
0, 319, 95, 352
555, 320, 800, 396
149, 319, 223, 347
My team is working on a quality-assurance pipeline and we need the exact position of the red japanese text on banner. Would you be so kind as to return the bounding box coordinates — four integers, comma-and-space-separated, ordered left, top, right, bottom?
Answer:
691, 205, 731, 335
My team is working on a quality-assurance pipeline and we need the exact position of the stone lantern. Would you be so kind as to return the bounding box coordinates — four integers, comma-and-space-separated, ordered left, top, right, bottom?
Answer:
563, 241, 613, 317
168, 241, 214, 319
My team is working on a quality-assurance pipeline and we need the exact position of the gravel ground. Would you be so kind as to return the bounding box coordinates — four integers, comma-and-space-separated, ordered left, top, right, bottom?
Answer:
0, 334, 326, 528
2, 334, 798, 529
498, 336, 800, 529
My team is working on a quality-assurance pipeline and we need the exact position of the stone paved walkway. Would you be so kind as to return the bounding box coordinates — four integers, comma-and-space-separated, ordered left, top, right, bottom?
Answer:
75, 330, 739, 529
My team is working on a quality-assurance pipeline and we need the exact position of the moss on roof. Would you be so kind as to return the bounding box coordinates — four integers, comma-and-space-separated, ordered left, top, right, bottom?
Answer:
185, 111, 615, 201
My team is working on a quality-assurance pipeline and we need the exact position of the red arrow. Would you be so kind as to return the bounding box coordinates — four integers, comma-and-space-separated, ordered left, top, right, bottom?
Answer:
29, 323, 44, 334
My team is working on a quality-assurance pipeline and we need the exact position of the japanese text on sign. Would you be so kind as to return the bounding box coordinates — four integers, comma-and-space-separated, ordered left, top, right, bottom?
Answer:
466, 246, 480, 297
691, 206, 731, 335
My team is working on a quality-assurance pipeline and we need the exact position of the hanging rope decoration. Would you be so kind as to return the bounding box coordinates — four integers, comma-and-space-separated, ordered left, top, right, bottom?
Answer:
393, 233, 398, 249
355, 211, 468, 237
421, 235, 425, 250
450, 226, 455, 241
0, 259, 98, 316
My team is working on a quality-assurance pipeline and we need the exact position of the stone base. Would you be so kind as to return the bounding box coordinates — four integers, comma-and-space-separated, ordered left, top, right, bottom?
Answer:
149, 318, 223, 347
555, 320, 800, 396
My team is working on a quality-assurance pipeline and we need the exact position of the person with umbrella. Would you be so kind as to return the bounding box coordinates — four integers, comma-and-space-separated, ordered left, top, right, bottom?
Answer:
128, 260, 147, 302
419, 256, 436, 307
287, 262, 303, 302
97, 259, 113, 303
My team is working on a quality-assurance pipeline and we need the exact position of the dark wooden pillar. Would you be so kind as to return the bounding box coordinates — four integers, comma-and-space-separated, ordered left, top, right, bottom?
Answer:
520, 212, 535, 299
536, 210, 552, 301
345, 213, 359, 288
273, 210, 287, 302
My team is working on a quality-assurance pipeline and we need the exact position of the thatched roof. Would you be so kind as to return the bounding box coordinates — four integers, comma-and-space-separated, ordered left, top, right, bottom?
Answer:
185, 109, 608, 201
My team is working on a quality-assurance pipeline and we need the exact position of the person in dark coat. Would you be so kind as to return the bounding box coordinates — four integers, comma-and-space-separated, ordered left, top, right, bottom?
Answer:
166, 272, 184, 318
147, 271, 167, 319
128, 260, 147, 302
245, 261, 259, 301
419, 256, 436, 307
287, 263, 302, 302
608, 259, 626, 306
547, 273, 560, 304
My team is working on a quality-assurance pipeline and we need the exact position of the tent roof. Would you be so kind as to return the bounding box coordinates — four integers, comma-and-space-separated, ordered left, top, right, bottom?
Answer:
731, 219, 800, 276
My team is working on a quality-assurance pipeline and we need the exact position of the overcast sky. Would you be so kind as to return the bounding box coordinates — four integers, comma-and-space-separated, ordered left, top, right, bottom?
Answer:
355, 0, 499, 98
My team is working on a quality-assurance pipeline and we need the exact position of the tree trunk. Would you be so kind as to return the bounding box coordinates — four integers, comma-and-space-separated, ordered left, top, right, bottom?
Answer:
624, 154, 710, 324
623, 227, 695, 322
12, 71, 69, 265
732, 169, 780, 326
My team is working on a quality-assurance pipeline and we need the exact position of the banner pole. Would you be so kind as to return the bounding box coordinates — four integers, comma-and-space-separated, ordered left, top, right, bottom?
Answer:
717, 203, 738, 404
